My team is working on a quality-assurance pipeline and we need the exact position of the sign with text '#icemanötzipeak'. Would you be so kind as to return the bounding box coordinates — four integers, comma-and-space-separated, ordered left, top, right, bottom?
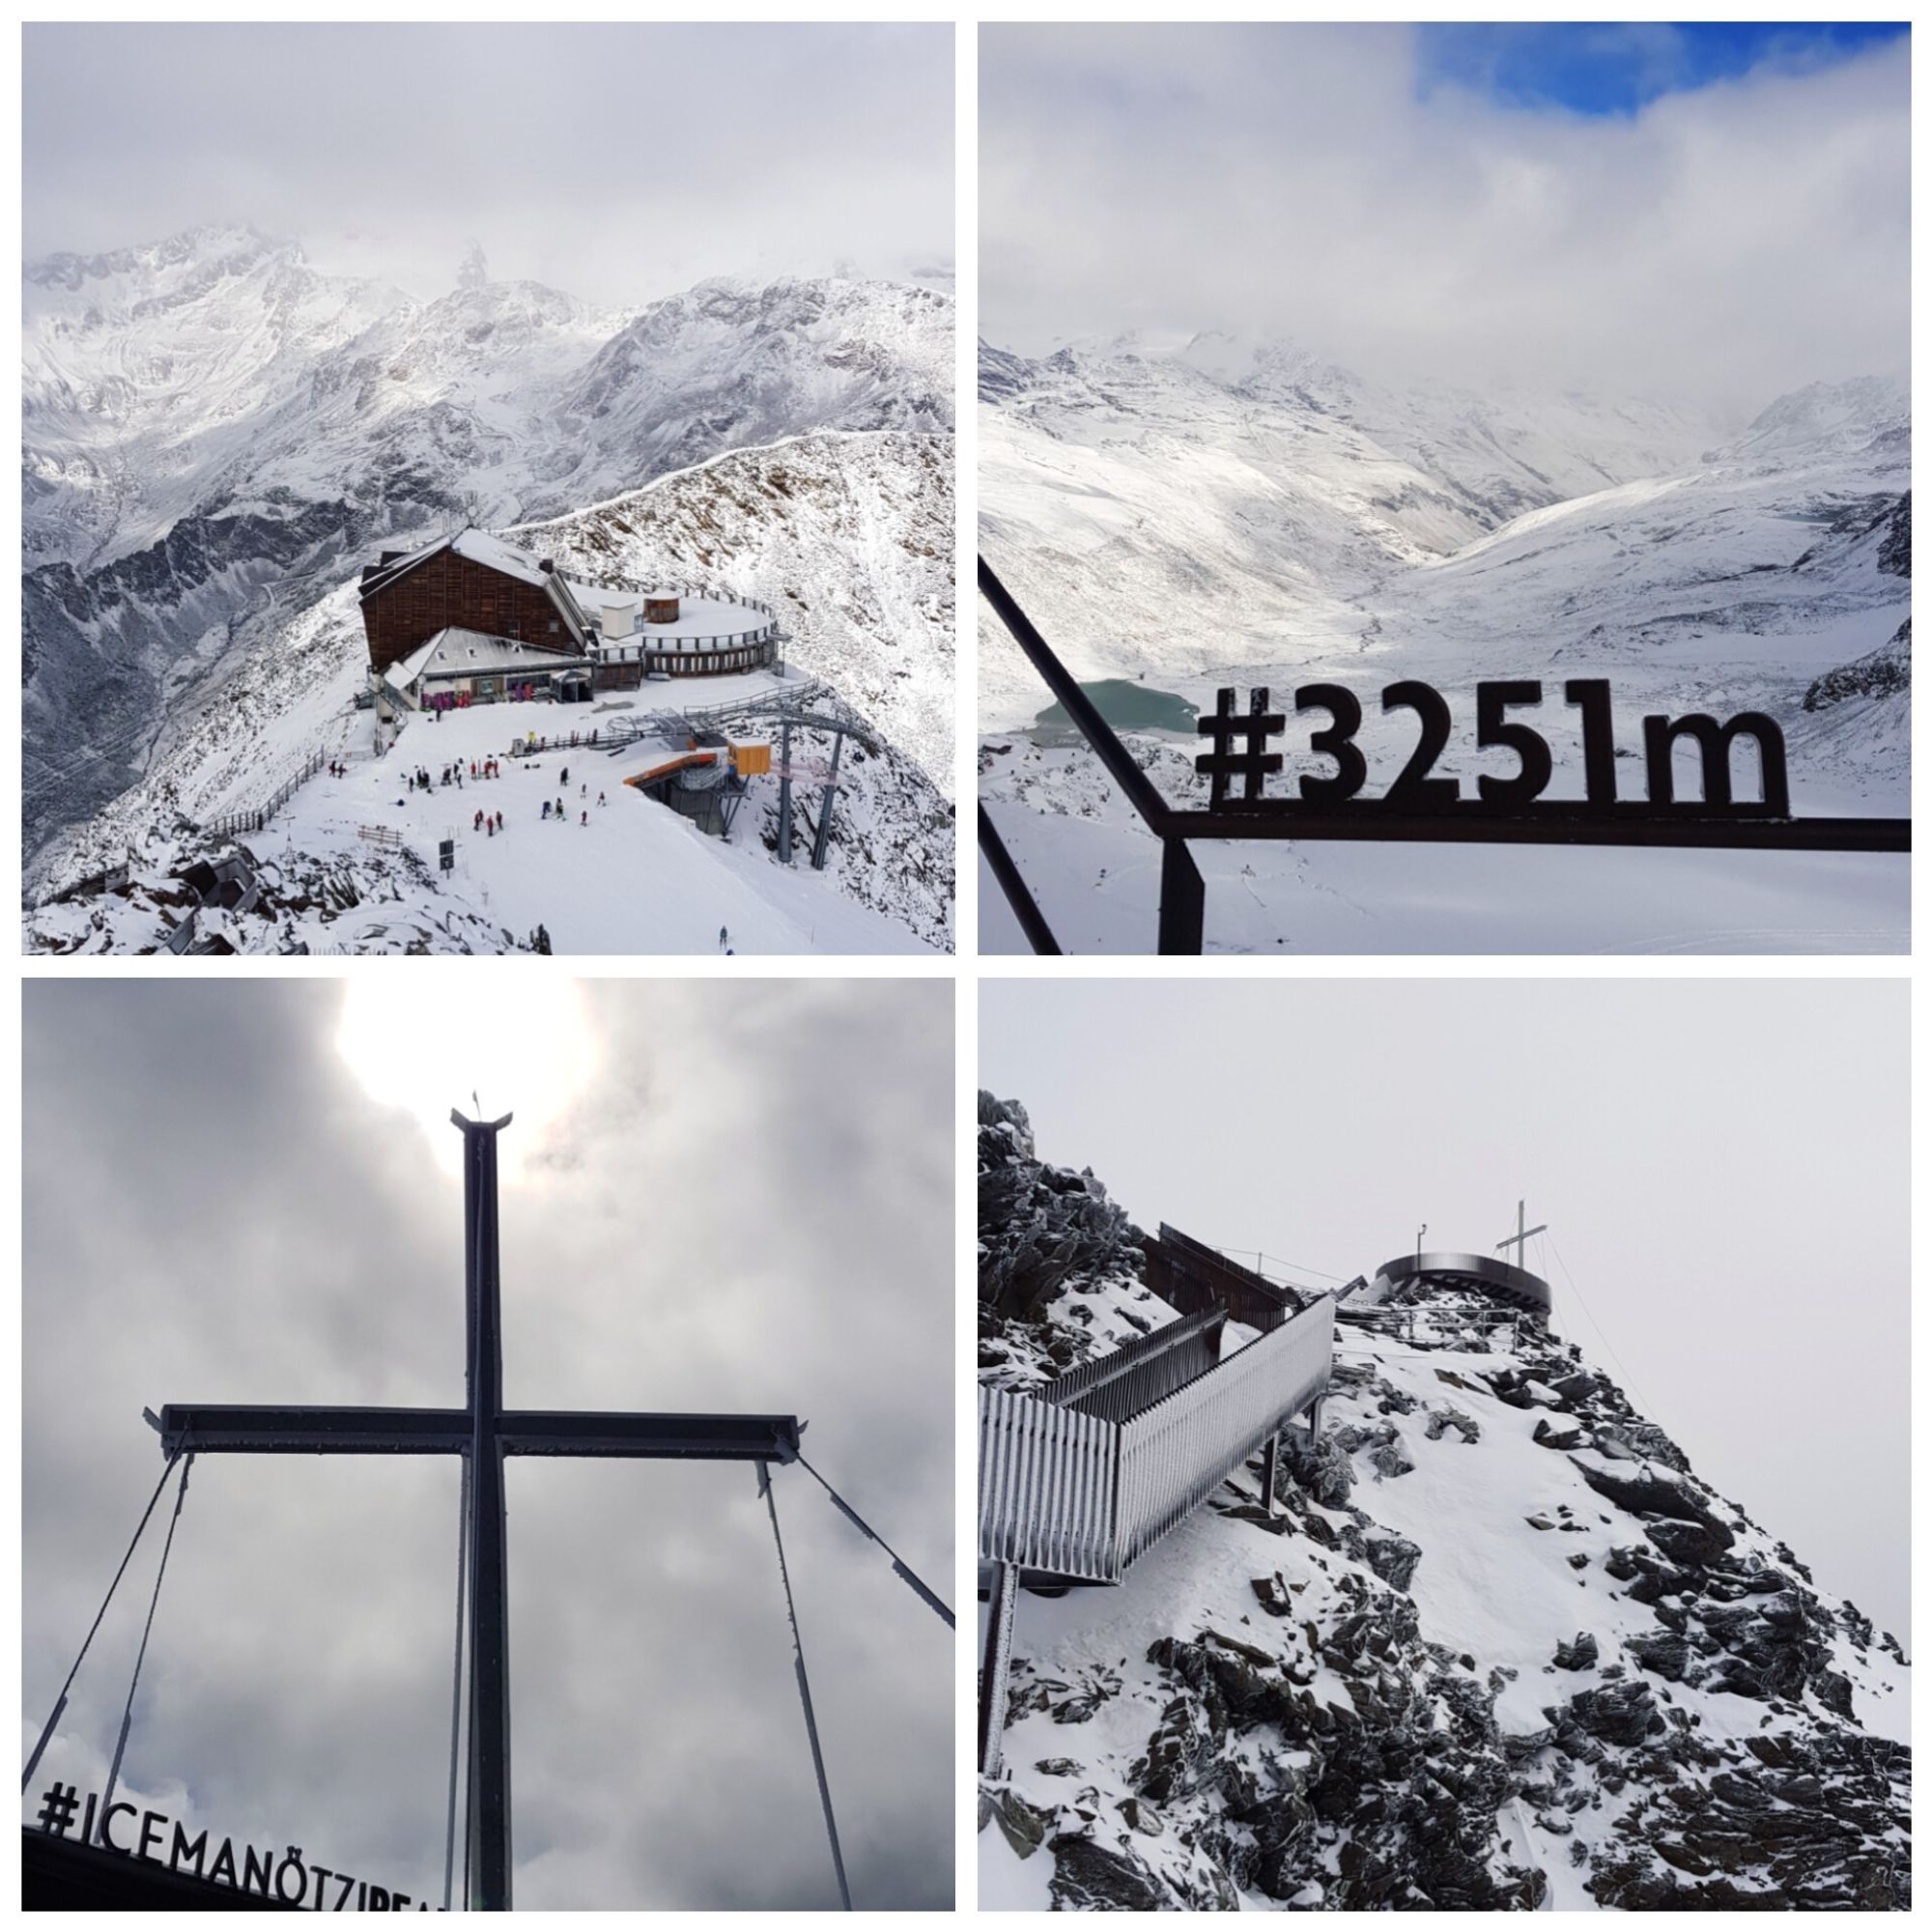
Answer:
31, 1779, 434, 1910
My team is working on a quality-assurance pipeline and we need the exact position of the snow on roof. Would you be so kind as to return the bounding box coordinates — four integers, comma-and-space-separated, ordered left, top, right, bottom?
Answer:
394, 627, 591, 685
449, 527, 547, 587
566, 582, 769, 642
361, 526, 551, 600
384, 635, 441, 689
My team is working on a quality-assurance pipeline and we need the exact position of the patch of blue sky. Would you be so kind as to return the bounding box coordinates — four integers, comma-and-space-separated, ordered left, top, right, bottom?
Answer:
1415, 22, 1908, 118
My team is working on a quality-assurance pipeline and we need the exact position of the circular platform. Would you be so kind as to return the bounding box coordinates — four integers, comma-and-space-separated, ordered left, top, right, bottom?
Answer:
1370, 1250, 1552, 1312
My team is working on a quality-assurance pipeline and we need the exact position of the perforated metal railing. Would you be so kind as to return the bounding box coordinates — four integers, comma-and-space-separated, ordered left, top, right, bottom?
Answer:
1115, 1297, 1333, 1570
978, 1389, 1118, 1584
978, 1295, 1334, 1585
1043, 1305, 1227, 1424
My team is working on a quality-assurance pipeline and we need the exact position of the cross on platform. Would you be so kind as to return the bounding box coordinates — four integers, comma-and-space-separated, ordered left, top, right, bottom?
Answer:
1495, 1199, 1548, 1273
151, 1112, 812, 1913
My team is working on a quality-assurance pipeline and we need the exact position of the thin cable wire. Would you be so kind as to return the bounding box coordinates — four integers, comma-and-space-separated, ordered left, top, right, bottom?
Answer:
795, 1455, 954, 1629
22, 1446, 183, 1793
442, 1453, 473, 1913
1547, 1235, 1662, 1424
760, 1464, 852, 1911
1209, 1240, 1347, 1286
99, 1453, 193, 1840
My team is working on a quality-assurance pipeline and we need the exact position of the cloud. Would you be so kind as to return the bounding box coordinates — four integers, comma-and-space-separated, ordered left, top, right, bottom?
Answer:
981, 23, 1908, 412
22, 23, 953, 305
23, 979, 954, 1908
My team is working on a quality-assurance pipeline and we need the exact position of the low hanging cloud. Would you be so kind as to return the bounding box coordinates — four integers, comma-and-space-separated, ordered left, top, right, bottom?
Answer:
22, 980, 954, 1909
23, 22, 953, 305
981, 23, 1908, 413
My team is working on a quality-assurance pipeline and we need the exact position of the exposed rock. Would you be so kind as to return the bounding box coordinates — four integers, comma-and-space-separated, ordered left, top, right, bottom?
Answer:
1564, 1681, 1664, 1747
1804, 619, 1910, 710
1553, 1632, 1600, 1671
1364, 1534, 1423, 1593
988, 1786, 1052, 1859
1279, 1428, 1355, 1508
1645, 1517, 1736, 1568
1629, 1631, 1692, 1682
1533, 1416, 1587, 1451
1046, 1832, 1170, 1911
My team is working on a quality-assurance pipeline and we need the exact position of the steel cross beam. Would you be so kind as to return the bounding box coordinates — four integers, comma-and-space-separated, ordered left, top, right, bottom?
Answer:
152, 1113, 803, 1912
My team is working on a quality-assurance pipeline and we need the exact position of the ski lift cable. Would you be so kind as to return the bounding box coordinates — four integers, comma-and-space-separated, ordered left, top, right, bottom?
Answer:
99, 1451, 195, 1836
442, 1452, 472, 1914
795, 1454, 954, 1630
21, 1444, 185, 1794
758, 1462, 853, 1911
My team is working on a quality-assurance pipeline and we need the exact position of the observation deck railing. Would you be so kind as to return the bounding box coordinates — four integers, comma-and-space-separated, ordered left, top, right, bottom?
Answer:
978, 1293, 1334, 1588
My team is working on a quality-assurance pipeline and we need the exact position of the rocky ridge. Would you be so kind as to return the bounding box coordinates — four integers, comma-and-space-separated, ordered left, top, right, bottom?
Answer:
977, 1094, 1910, 1911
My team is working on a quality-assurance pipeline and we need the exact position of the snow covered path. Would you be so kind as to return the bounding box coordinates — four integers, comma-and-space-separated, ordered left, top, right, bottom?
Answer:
274, 699, 927, 954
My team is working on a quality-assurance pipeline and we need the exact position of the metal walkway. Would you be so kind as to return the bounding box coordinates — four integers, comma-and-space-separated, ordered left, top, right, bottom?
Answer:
977, 1293, 1333, 1775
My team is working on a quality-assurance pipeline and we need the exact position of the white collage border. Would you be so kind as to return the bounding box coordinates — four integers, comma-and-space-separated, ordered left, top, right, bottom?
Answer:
5, 5, 1925, 1918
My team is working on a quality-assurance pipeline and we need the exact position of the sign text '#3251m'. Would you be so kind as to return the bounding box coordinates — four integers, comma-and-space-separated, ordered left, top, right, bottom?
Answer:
1196, 679, 1790, 816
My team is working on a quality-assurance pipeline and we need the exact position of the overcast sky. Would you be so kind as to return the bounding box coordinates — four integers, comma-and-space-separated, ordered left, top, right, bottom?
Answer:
23, 979, 952, 1909
982, 977, 1909, 1641
981, 23, 1909, 414
23, 23, 952, 306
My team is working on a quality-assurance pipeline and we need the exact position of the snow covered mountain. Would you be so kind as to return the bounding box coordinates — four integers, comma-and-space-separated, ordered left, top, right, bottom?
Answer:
978, 1094, 1911, 1911
22, 224, 953, 861
979, 337, 1908, 952
24, 433, 953, 955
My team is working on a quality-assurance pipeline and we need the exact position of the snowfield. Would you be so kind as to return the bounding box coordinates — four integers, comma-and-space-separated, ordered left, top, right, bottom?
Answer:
979, 340, 1908, 953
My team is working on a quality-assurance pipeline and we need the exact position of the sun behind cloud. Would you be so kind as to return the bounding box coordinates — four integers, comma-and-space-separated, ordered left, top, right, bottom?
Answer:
335, 976, 595, 1176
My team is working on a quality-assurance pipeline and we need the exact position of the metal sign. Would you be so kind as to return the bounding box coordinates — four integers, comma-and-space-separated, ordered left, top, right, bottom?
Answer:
439, 838, 455, 873
1196, 678, 1792, 817
31, 1781, 429, 1910
978, 556, 1911, 953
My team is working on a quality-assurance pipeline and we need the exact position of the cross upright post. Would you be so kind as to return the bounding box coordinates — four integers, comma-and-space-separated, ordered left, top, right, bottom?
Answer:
459, 1110, 514, 1912
151, 1112, 811, 1912
1496, 1199, 1548, 1273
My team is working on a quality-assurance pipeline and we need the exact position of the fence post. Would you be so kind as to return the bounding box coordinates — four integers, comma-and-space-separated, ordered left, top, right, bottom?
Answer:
978, 1561, 1019, 1780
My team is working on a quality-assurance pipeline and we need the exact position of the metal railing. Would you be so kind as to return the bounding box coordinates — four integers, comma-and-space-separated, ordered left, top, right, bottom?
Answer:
977, 555, 1911, 954
1042, 1305, 1227, 1424
1115, 1297, 1333, 1571
978, 1295, 1334, 1585
202, 749, 327, 842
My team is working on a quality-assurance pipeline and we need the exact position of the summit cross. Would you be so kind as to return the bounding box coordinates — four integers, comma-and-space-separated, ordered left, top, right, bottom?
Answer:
150, 1111, 818, 1912
1495, 1198, 1548, 1273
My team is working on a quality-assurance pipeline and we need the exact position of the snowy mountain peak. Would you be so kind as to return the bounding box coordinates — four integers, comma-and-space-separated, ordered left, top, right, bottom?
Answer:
22, 228, 952, 863
1719, 376, 1911, 466
978, 1098, 1910, 1911
24, 221, 294, 298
